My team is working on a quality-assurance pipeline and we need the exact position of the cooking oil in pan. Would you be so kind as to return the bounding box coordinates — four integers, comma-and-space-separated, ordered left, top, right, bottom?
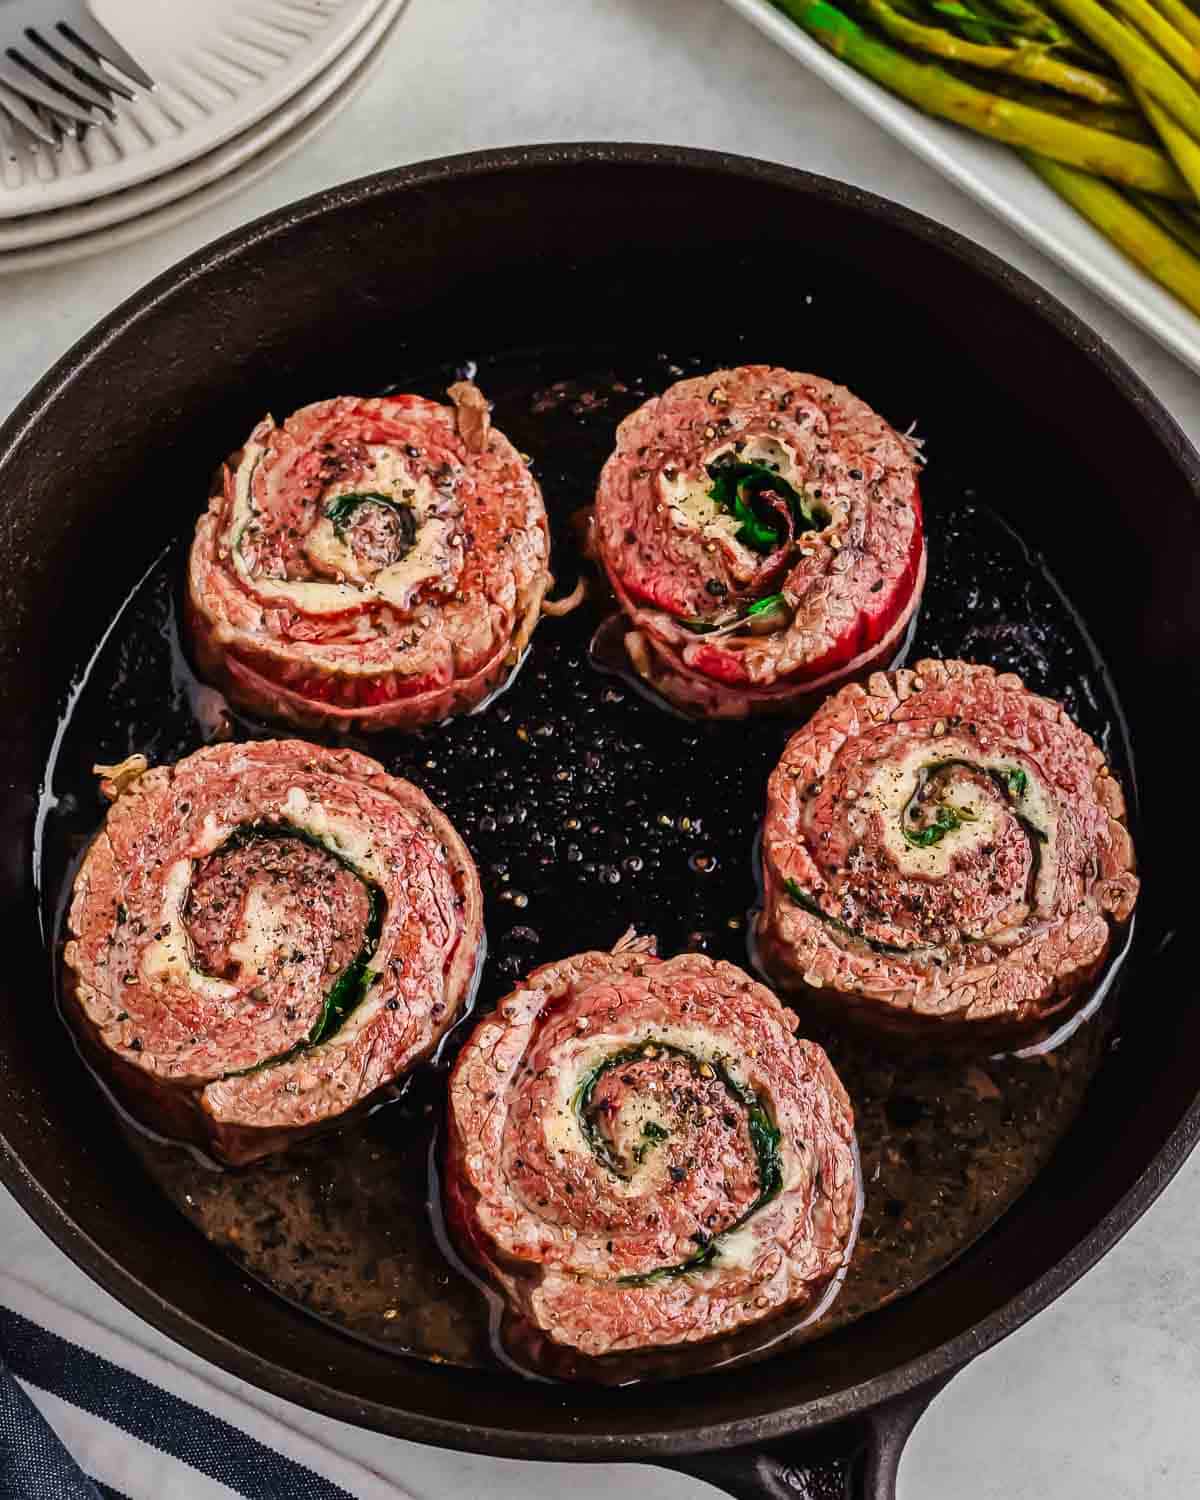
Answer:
36, 349, 1132, 1384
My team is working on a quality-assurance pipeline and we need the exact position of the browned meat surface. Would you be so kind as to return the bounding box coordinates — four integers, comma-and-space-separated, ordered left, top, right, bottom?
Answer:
64, 740, 483, 1163
757, 658, 1139, 1043
187, 389, 550, 732
593, 365, 925, 717
184, 835, 371, 1041
445, 935, 860, 1356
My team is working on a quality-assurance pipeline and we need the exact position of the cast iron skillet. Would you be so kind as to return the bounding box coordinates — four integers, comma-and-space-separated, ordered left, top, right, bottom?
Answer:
1, 144, 1197, 1499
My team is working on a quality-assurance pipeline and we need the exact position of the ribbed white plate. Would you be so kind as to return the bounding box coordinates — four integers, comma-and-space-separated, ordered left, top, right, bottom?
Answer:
722, 0, 1200, 376
0, 0, 404, 271
0, 0, 385, 219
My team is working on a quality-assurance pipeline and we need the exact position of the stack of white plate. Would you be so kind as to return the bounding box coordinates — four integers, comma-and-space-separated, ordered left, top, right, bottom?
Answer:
0, 0, 406, 272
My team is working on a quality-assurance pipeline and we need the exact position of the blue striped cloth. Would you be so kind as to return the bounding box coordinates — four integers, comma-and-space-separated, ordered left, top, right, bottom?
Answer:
0, 1275, 411, 1500
0, 1305, 358, 1499
0, 1196, 681, 1500
0, 1340, 103, 1500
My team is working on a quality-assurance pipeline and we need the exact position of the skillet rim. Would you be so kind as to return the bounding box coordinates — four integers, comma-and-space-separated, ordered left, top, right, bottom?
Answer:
2, 140, 1199, 1460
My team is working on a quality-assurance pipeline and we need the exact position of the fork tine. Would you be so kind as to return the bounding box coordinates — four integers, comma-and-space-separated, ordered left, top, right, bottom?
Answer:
0, 103, 56, 156
0, 107, 23, 156
14, 39, 118, 114
36, 27, 133, 99
57, 16, 154, 91
34, 102, 80, 142
0, 54, 97, 123
0, 80, 61, 144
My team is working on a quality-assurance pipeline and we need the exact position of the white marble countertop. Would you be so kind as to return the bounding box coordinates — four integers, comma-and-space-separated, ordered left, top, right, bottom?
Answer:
2, 1, 1198, 1495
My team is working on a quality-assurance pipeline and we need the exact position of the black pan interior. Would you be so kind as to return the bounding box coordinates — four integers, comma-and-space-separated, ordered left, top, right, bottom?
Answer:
1, 147, 1197, 1455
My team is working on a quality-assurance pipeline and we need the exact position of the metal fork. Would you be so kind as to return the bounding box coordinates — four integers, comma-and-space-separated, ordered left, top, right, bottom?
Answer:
0, 1, 153, 147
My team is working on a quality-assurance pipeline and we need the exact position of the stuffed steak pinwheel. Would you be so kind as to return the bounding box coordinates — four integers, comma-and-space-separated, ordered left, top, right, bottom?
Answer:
593, 365, 925, 717
758, 659, 1139, 1043
64, 741, 483, 1164
445, 934, 860, 1355
187, 385, 550, 731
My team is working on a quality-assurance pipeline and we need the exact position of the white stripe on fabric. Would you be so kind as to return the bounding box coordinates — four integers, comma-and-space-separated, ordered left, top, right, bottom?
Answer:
0, 1277, 415, 1500
18, 1385, 244, 1500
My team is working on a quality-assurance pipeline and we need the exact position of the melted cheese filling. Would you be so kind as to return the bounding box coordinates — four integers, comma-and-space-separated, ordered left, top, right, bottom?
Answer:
862, 735, 1058, 913
540, 1023, 781, 1208
139, 789, 387, 1009
226, 884, 291, 978
658, 434, 803, 562
280, 786, 391, 886
227, 440, 458, 615
139, 861, 238, 1001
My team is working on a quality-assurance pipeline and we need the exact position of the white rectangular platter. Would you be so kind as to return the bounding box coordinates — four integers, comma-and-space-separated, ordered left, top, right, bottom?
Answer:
723, 0, 1200, 376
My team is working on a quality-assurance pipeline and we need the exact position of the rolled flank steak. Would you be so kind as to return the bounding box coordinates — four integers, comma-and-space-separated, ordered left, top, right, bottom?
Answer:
757, 659, 1139, 1044
445, 932, 860, 1356
187, 385, 550, 732
64, 740, 483, 1164
593, 365, 925, 717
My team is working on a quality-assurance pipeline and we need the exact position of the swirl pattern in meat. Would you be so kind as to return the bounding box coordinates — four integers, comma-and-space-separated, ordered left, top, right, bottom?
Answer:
593, 365, 925, 717
187, 386, 550, 731
445, 936, 859, 1356
64, 740, 483, 1164
757, 659, 1139, 1042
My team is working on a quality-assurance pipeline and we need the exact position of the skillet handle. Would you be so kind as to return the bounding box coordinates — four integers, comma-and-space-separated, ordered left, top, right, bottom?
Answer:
656, 1378, 949, 1499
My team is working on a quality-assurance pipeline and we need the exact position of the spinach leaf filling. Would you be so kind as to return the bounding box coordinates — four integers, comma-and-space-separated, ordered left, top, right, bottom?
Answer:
704, 459, 827, 555
901, 759, 1046, 851
324, 491, 417, 556
679, 591, 790, 636
784, 759, 1046, 949
209, 822, 385, 1078
673, 458, 827, 635
901, 789, 977, 850
571, 1041, 784, 1284
746, 591, 787, 617
633, 1120, 670, 1166
785, 878, 916, 955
